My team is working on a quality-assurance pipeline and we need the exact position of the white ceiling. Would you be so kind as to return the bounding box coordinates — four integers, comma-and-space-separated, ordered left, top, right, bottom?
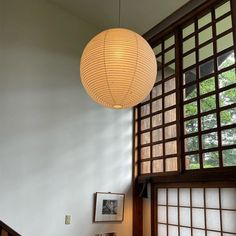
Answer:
49, 0, 190, 35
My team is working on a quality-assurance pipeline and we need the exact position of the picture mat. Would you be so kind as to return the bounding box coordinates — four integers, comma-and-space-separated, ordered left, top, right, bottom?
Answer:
94, 193, 124, 222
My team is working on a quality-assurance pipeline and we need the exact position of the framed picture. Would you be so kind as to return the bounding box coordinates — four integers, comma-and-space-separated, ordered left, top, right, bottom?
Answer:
94, 192, 125, 222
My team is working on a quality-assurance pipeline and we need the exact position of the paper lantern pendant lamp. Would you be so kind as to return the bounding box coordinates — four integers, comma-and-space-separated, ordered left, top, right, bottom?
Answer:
80, 28, 157, 109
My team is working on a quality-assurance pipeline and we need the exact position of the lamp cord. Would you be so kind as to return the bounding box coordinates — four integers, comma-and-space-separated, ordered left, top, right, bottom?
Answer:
118, 0, 121, 27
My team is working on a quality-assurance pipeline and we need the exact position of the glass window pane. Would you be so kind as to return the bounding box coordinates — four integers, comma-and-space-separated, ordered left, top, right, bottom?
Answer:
199, 43, 214, 61
202, 132, 218, 149
192, 208, 205, 228
206, 188, 220, 208
164, 63, 175, 79
221, 188, 236, 209
165, 124, 177, 139
222, 128, 236, 146
199, 27, 213, 45
184, 101, 198, 117
192, 188, 204, 207
186, 154, 200, 170
165, 93, 176, 108
207, 232, 220, 236
152, 99, 162, 112
168, 188, 178, 205
141, 118, 150, 130
158, 206, 167, 223
152, 84, 162, 97
153, 159, 164, 173
153, 43, 162, 55
158, 224, 167, 236
201, 113, 217, 131
165, 78, 176, 93
220, 107, 236, 127
158, 188, 166, 205
165, 36, 175, 49
142, 94, 150, 103
166, 157, 178, 171
141, 161, 150, 174
223, 149, 236, 167
180, 207, 191, 226
200, 77, 215, 95
153, 128, 163, 142
141, 104, 150, 116
220, 87, 236, 107
179, 188, 190, 206
183, 23, 195, 38
185, 118, 198, 134
193, 229, 205, 236
183, 52, 196, 69
216, 15, 232, 35
222, 210, 236, 233
157, 55, 162, 64
169, 225, 179, 236
165, 48, 175, 63
180, 227, 191, 236
168, 207, 178, 225
156, 69, 162, 82
165, 108, 176, 123
198, 12, 212, 29
165, 141, 177, 155
184, 68, 197, 85
141, 147, 150, 159
201, 95, 216, 113
152, 113, 163, 127
219, 69, 236, 88
217, 33, 234, 53
206, 209, 221, 231
199, 59, 214, 78
184, 83, 197, 101
141, 132, 150, 145
218, 51, 235, 71
203, 152, 219, 168
185, 136, 199, 152
183, 36, 195, 53
215, 1, 231, 19
153, 144, 163, 157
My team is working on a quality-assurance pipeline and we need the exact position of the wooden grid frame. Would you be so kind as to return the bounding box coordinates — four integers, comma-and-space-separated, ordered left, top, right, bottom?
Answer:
132, 1, 236, 236
152, 182, 236, 236
135, 0, 236, 178
181, 0, 236, 171
136, 32, 180, 176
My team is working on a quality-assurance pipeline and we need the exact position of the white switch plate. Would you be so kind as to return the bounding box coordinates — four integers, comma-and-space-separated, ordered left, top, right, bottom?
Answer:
65, 215, 71, 225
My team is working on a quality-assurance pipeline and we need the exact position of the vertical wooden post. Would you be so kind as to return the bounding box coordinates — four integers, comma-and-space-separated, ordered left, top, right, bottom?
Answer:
133, 108, 143, 236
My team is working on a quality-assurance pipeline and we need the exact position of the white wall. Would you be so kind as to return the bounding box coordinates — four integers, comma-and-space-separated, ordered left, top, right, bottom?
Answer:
0, 1, 133, 236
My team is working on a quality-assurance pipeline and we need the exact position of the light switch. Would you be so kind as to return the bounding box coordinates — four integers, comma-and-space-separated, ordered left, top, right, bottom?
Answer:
65, 215, 71, 225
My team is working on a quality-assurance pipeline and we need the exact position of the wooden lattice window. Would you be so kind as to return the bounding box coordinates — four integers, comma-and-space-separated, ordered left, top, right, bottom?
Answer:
182, 0, 236, 171
135, 0, 236, 177
154, 183, 236, 236
137, 33, 179, 175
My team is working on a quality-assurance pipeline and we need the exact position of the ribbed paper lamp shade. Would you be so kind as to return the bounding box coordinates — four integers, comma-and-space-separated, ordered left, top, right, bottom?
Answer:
80, 28, 157, 109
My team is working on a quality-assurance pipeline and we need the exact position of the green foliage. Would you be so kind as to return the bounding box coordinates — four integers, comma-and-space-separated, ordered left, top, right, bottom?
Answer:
185, 102, 198, 117
189, 163, 200, 169
200, 77, 215, 95
185, 53, 236, 169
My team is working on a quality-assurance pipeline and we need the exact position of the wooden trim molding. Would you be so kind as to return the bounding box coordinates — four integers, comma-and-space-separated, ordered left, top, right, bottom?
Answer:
0, 221, 21, 236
